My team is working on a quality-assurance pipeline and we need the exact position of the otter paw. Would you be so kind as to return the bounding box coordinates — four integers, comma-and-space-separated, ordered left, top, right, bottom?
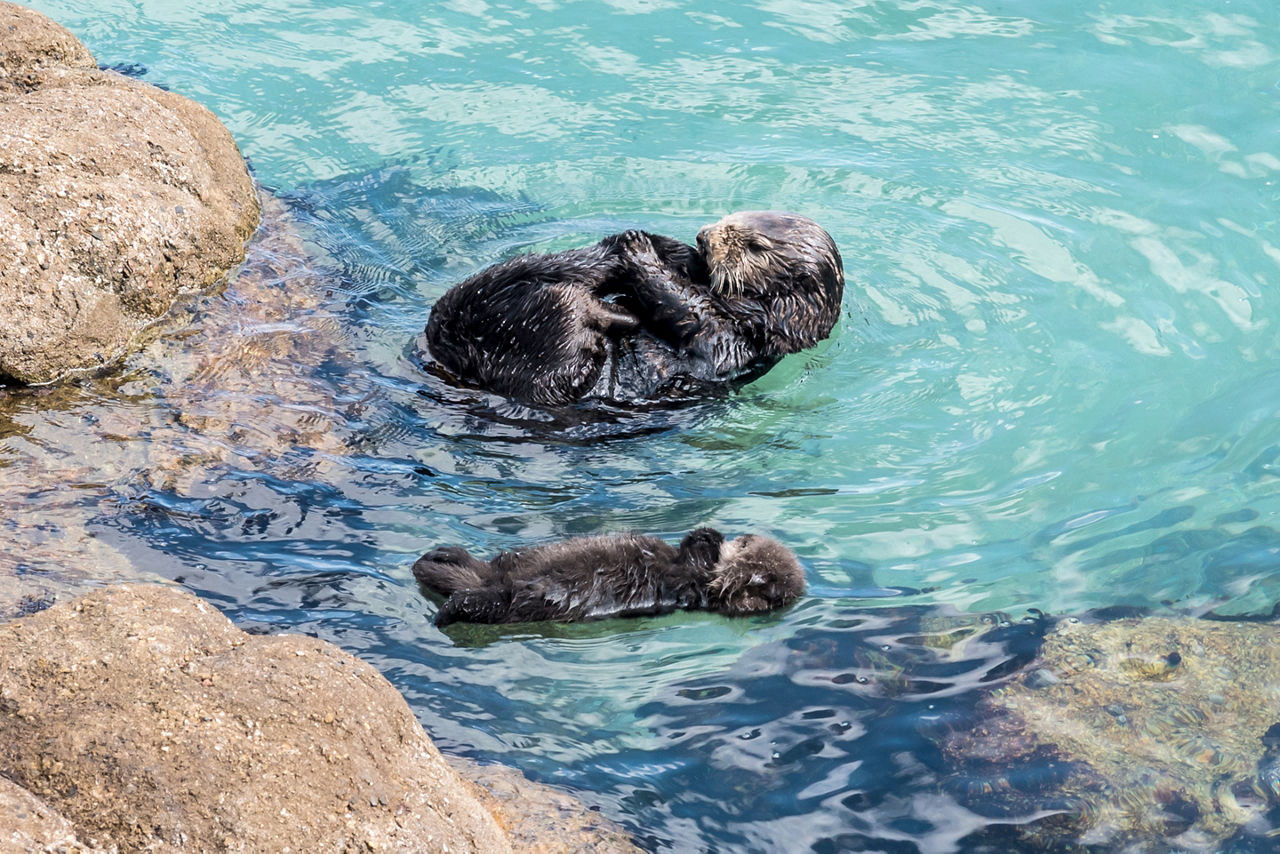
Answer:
618, 229, 658, 252
678, 527, 726, 569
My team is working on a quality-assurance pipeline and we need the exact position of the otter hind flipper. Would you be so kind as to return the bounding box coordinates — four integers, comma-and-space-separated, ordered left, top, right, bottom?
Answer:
412, 546, 493, 597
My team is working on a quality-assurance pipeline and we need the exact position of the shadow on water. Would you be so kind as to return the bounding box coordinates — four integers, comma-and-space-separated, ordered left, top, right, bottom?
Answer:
596, 604, 1054, 852
408, 369, 731, 445
419, 585, 920, 650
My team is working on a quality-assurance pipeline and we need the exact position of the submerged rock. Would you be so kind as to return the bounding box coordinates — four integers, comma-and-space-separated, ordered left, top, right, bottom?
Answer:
0, 193, 347, 609
0, 1, 259, 384
0, 584, 512, 852
946, 614, 1280, 851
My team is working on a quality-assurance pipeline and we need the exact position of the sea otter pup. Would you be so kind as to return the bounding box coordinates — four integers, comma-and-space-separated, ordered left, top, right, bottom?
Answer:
421, 211, 843, 406
412, 528, 805, 627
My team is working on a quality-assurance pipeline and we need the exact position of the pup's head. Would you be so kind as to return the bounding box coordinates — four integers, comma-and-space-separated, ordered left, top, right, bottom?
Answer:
706, 534, 805, 615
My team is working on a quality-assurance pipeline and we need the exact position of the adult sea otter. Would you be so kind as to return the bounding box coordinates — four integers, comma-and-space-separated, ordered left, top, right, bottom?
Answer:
420, 211, 843, 407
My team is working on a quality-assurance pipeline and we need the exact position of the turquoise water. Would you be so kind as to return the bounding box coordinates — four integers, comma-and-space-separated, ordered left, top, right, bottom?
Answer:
17, 0, 1280, 849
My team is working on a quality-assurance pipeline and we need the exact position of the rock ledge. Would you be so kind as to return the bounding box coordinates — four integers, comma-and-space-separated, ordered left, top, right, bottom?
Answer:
0, 1, 260, 383
0, 584, 511, 852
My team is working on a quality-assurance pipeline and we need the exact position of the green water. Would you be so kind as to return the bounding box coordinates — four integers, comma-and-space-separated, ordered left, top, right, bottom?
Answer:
9, 0, 1280, 849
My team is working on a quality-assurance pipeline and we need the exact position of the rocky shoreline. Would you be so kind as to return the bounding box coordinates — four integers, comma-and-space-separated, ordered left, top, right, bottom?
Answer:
1, 584, 510, 852
0, 4, 638, 850
0, 583, 641, 853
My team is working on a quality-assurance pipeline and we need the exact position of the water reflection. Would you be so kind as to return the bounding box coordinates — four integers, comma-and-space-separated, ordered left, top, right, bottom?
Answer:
598, 604, 1046, 851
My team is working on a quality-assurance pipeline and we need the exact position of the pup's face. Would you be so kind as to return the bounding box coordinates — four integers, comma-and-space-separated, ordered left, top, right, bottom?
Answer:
707, 534, 805, 615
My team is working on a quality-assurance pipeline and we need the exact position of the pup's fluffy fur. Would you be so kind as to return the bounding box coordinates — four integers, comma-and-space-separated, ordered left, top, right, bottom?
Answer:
413, 528, 805, 627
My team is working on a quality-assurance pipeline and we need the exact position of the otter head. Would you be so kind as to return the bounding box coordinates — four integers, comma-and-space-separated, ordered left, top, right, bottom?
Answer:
706, 534, 805, 615
696, 211, 843, 300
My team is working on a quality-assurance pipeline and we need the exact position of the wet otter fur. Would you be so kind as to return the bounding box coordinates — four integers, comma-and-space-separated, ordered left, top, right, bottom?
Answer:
421, 211, 843, 406
412, 528, 805, 627
422, 231, 705, 408
611, 211, 844, 395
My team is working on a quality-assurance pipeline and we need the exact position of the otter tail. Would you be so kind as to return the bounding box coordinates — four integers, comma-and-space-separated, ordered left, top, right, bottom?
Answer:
412, 546, 492, 597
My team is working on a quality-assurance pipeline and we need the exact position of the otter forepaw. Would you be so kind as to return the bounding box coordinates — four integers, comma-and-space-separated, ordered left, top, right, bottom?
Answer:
677, 527, 725, 571
610, 229, 659, 258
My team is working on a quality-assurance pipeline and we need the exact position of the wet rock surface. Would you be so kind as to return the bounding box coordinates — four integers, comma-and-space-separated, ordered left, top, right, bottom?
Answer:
0, 584, 512, 852
453, 758, 642, 853
0, 193, 343, 612
0, 1, 259, 384
946, 614, 1280, 851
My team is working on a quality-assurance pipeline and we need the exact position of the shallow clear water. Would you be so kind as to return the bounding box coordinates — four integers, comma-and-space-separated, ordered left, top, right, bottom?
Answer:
11, 0, 1280, 849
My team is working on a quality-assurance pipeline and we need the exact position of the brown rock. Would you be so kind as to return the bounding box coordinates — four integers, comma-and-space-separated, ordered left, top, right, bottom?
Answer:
0, 2, 95, 92
453, 758, 643, 853
0, 1, 259, 384
0, 584, 511, 853
0, 774, 104, 853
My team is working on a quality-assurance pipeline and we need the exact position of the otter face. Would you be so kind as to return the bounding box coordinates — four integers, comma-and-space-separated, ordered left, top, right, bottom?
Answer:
706, 534, 805, 615
696, 211, 838, 298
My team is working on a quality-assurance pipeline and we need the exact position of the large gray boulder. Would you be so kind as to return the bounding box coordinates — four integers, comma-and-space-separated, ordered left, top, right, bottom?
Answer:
0, 584, 512, 852
0, 2, 259, 383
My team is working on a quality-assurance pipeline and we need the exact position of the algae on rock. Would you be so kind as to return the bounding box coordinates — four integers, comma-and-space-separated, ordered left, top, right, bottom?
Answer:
947, 614, 1280, 851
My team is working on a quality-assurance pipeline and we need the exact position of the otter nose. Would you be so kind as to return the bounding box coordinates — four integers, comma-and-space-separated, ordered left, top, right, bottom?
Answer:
695, 227, 709, 252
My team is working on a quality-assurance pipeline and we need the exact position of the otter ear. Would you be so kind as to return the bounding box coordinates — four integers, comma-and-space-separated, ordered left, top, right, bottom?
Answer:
677, 528, 725, 569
